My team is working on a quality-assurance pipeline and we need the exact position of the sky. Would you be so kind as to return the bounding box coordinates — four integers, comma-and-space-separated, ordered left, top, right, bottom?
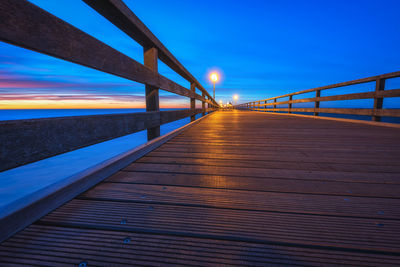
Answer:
1, 0, 400, 109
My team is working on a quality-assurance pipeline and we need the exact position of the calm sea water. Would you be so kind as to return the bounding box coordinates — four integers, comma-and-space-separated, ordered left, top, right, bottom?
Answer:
0, 108, 182, 121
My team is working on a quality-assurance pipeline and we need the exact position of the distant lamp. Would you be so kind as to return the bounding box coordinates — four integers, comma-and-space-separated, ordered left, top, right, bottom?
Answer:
209, 72, 219, 100
233, 94, 238, 101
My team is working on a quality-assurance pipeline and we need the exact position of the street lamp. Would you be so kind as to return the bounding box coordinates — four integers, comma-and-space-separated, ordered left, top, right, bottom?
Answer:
210, 72, 219, 100
233, 94, 239, 105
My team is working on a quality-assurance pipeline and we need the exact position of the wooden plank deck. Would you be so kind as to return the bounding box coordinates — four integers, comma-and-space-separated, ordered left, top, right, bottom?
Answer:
2, 110, 400, 266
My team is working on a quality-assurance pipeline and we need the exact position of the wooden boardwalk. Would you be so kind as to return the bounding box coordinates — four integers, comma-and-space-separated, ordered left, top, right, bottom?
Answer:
2, 110, 400, 266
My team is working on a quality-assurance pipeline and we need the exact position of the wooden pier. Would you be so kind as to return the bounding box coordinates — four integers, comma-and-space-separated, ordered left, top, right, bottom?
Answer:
1, 0, 400, 265
2, 110, 400, 265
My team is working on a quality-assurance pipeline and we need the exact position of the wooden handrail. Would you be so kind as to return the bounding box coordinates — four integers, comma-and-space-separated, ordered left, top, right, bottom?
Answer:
0, 0, 218, 131
0, 109, 213, 172
236, 72, 400, 122
0, 0, 218, 170
83, 0, 217, 106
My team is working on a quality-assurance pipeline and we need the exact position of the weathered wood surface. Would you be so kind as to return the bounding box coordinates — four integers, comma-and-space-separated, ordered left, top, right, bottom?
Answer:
2, 110, 400, 265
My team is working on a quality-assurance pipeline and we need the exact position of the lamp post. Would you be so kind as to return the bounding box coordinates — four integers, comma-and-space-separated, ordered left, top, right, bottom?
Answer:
233, 94, 239, 105
210, 72, 219, 100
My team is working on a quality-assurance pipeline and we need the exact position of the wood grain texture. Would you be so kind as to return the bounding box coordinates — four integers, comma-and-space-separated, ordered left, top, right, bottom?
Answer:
2, 111, 400, 265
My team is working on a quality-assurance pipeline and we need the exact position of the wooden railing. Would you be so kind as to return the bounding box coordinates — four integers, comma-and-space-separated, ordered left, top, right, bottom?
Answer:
236, 71, 400, 122
0, 0, 218, 171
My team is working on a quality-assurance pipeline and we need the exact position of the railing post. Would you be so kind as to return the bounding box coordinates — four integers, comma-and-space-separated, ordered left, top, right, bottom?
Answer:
144, 46, 160, 140
202, 92, 206, 116
273, 98, 277, 112
314, 90, 321, 116
372, 78, 385, 122
264, 100, 267, 111
288, 95, 292, 113
190, 83, 196, 122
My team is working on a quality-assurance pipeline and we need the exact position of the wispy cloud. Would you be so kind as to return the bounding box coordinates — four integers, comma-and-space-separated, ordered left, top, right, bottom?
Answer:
0, 68, 189, 109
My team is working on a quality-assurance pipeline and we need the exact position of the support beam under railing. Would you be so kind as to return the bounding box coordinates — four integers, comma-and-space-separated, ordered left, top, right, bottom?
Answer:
144, 46, 160, 140
202, 93, 206, 116
314, 90, 321, 116
190, 83, 196, 122
373, 78, 385, 122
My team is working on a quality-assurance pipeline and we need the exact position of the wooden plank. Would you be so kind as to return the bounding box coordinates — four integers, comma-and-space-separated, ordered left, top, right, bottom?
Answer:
158, 143, 400, 155
39, 199, 400, 254
82, 182, 400, 218
138, 154, 400, 173
4, 225, 398, 267
0, 109, 207, 171
155, 144, 400, 161
106, 171, 400, 198
122, 162, 400, 184
0, 0, 208, 103
145, 150, 400, 168
82, 0, 217, 105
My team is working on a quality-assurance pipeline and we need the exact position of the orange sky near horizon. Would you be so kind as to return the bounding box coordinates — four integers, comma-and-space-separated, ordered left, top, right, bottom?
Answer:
0, 100, 190, 109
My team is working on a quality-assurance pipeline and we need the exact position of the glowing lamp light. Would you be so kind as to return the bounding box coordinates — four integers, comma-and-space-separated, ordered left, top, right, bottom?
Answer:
210, 72, 219, 83
233, 94, 239, 101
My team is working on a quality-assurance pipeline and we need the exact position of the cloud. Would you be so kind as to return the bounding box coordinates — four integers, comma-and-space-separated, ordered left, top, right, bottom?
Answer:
0, 70, 138, 90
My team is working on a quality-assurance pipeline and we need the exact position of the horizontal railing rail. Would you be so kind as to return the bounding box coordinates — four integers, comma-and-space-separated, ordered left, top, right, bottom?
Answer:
0, 0, 218, 170
236, 71, 400, 122
0, 109, 212, 171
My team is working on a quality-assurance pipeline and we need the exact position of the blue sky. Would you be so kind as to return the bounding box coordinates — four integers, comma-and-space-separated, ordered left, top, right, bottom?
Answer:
1, 0, 400, 108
